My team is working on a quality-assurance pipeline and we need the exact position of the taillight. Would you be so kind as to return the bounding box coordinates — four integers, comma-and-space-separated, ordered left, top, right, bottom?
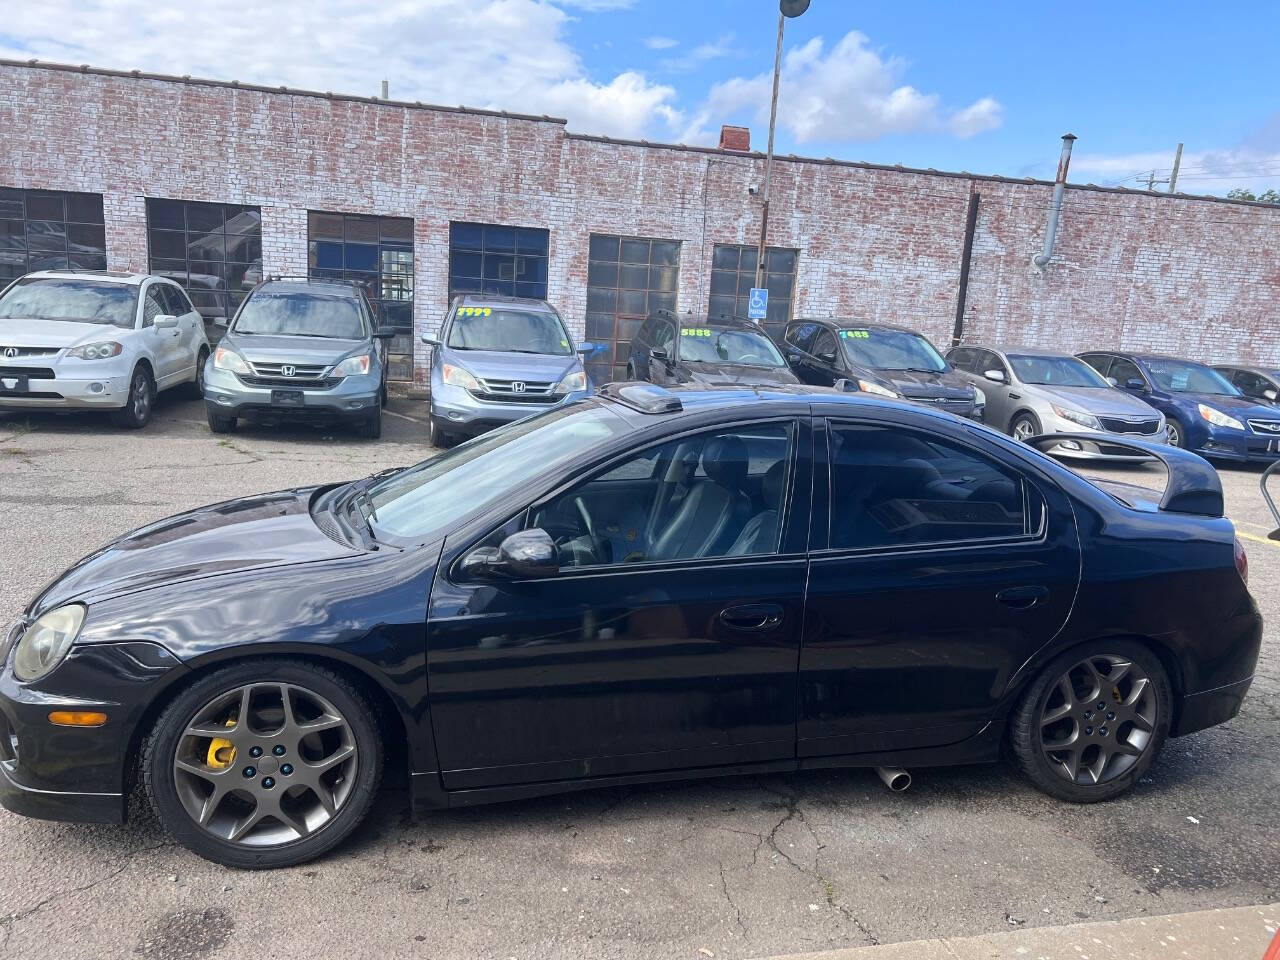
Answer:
1234, 537, 1248, 585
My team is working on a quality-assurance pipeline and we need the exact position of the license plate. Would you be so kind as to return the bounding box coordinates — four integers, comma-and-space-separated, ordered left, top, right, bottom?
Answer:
270, 389, 304, 407
0, 375, 29, 395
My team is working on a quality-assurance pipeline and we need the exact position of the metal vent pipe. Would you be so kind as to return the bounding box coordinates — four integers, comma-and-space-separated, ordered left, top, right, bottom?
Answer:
1032, 134, 1077, 268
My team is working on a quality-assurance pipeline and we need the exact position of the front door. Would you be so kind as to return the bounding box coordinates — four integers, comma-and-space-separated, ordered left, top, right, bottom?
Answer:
799, 415, 1080, 756
141, 282, 185, 385
426, 418, 812, 789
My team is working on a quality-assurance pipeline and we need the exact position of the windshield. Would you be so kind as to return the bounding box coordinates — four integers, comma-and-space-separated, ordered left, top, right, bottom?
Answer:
0, 278, 138, 328
233, 291, 366, 339
1008, 354, 1110, 388
839, 328, 947, 372
1145, 359, 1239, 396
678, 327, 786, 367
367, 403, 627, 540
447, 308, 572, 355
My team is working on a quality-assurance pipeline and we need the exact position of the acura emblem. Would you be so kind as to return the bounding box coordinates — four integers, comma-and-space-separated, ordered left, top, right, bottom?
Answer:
2, 347, 16, 359
281, 365, 295, 378
511, 381, 526, 393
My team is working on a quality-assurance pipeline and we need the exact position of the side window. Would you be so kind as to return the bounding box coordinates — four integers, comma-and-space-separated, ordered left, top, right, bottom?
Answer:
527, 422, 795, 568
653, 321, 675, 357
141, 285, 166, 327
1236, 372, 1264, 397
785, 322, 817, 352
1079, 354, 1111, 378
162, 284, 192, 316
828, 422, 1033, 551
1109, 357, 1144, 387
948, 348, 975, 373
812, 329, 838, 363
979, 350, 1009, 379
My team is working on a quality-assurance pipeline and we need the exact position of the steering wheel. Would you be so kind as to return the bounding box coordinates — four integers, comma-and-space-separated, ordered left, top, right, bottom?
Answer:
573, 496, 596, 540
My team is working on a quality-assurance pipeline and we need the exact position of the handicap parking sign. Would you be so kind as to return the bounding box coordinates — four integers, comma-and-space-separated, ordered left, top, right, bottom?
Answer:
748, 287, 768, 320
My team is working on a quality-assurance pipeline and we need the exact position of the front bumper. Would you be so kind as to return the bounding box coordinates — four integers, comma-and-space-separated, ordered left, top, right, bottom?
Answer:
429, 381, 588, 436
1191, 428, 1280, 463
205, 365, 381, 420
0, 371, 131, 410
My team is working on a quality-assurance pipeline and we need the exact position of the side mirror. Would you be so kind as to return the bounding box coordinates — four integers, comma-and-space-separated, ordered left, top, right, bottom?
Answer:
818, 350, 837, 364
1265, 388, 1278, 402
374, 326, 397, 340
1126, 378, 1147, 391
420, 333, 441, 346
1106, 376, 1119, 387
576, 342, 598, 355
211, 316, 229, 329
153, 314, 179, 329
650, 348, 669, 363
983, 368, 1006, 383
460, 529, 559, 580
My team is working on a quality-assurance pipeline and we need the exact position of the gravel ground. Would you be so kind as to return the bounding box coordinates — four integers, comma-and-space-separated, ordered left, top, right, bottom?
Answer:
0, 394, 1275, 960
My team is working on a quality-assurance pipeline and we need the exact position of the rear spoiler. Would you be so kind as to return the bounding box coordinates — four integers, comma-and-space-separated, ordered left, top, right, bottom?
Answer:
1025, 433, 1223, 518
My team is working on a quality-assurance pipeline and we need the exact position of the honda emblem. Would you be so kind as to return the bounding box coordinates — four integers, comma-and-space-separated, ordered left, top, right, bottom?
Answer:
281, 365, 296, 378
511, 381, 526, 393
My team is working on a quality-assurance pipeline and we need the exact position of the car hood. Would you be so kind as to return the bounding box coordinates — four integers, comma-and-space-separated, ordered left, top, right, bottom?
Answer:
876, 368, 973, 400
1169, 392, 1274, 418
683, 363, 801, 386
29, 487, 361, 614
224, 333, 367, 366
442, 348, 580, 383
1032, 385, 1159, 417
0, 318, 131, 349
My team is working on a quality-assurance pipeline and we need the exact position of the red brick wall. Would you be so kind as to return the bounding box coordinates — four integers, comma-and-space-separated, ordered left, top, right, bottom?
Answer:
2, 60, 1277, 382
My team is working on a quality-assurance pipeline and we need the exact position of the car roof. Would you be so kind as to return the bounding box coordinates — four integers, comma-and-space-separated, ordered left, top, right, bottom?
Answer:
1214, 363, 1277, 375
255, 277, 362, 298
672, 314, 768, 332
24, 269, 150, 286
596, 381, 940, 422
793, 318, 923, 335
974, 346, 1081, 360
453, 293, 555, 312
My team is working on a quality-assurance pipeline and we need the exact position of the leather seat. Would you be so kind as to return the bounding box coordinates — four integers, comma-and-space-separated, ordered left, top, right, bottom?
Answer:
727, 460, 786, 556
650, 435, 752, 560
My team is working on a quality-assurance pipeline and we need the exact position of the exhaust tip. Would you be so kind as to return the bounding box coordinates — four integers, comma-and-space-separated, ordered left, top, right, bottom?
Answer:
876, 766, 911, 792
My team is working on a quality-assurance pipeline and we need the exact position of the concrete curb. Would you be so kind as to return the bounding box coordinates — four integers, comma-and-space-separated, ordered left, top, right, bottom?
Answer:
753, 903, 1280, 960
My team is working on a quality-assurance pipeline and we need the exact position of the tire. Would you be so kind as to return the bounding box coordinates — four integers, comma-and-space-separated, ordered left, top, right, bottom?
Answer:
356, 405, 382, 439
1165, 418, 1184, 448
1008, 639, 1171, 803
428, 416, 453, 449
206, 408, 237, 434
142, 658, 384, 869
1010, 411, 1041, 443
185, 348, 209, 399
110, 366, 155, 429
626, 364, 636, 382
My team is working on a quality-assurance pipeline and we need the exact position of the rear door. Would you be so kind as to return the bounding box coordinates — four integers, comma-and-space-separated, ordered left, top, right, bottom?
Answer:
798, 413, 1080, 756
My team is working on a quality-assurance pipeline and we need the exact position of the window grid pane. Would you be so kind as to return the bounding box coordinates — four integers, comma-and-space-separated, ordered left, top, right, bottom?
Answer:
306, 211, 415, 343
708, 243, 798, 329
449, 221, 549, 304
0, 188, 105, 279
584, 232, 682, 385
146, 198, 261, 322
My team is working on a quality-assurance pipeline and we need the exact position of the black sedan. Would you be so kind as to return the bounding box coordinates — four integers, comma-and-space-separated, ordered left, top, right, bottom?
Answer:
0, 383, 1261, 868
626, 310, 800, 387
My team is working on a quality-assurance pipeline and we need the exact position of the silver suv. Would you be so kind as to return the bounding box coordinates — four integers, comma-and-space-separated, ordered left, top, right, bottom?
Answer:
203, 277, 394, 437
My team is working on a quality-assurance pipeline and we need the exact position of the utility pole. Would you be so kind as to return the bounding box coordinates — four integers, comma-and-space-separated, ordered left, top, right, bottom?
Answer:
1169, 142, 1183, 193
754, 0, 811, 295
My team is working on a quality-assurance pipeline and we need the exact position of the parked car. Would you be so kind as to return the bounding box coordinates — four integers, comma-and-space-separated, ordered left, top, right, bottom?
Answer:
203, 277, 393, 438
421, 295, 594, 447
0, 269, 209, 428
1213, 364, 1280, 407
947, 345, 1167, 459
0, 381, 1259, 867
1078, 351, 1280, 462
626, 310, 799, 388
781, 318, 982, 420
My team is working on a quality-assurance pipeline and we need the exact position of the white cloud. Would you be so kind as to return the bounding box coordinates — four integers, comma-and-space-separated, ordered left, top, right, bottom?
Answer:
1070, 146, 1280, 196
0, 0, 680, 140
557, 0, 635, 8
663, 33, 739, 72
683, 31, 1002, 146
644, 36, 679, 50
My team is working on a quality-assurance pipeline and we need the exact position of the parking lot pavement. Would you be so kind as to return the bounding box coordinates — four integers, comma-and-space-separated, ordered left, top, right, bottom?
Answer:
0, 406, 1276, 960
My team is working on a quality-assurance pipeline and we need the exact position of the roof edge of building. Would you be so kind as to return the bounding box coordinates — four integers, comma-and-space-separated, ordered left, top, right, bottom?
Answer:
0, 57, 569, 126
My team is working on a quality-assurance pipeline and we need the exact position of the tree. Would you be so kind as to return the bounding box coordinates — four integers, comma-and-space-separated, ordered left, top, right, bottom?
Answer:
1226, 188, 1280, 204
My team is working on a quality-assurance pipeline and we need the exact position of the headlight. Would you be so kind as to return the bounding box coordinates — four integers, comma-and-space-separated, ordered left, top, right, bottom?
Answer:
553, 370, 588, 395
1198, 404, 1243, 430
67, 341, 123, 360
333, 353, 372, 377
442, 364, 480, 391
13, 604, 85, 682
857, 380, 898, 399
1051, 403, 1101, 430
212, 347, 251, 375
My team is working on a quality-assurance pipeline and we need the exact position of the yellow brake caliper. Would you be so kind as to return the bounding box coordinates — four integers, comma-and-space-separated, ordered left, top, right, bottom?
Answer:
205, 716, 237, 770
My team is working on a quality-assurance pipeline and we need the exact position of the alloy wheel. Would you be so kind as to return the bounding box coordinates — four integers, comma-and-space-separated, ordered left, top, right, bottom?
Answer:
1038, 654, 1157, 786
1012, 418, 1036, 442
172, 682, 359, 846
1167, 422, 1181, 447
133, 371, 152, 421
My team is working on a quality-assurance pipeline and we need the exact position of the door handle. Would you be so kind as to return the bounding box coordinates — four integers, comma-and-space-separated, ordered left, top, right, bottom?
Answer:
997, 585, 1049, 609
719, 602, 784, 631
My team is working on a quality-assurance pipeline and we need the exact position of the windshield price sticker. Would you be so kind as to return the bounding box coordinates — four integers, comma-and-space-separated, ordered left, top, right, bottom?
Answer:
681, 328, 712, 337
840, 330, 870, 339
458, 307, 492, 317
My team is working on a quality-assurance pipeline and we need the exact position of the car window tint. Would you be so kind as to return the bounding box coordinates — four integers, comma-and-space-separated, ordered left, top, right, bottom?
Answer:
828, 423, 1030, 550
653, 321, 675, 356
1108, 358, 1144, 387
528, 422, 794, 568
141, 286, 166, 327
1079, 354, 1112, 378
785, 322, 817, 352
947, 348, 973, 372
812, 329, 838, 361
166, 284, 195, 315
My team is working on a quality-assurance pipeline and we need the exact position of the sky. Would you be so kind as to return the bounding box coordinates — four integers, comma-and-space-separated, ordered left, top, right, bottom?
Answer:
2, 0, 1279, 196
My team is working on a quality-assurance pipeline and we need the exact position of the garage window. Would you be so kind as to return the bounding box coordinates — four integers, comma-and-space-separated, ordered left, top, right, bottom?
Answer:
708, 244, 798, 344
307, 212, 414, 333
584, 234, 681, 384
146, 199, 262, 321
0, 188, 106, 282
448, 223, 549, 302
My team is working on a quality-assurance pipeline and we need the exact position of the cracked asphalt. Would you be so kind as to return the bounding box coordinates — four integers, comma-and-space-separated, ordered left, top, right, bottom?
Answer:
0, 394, 1276, 960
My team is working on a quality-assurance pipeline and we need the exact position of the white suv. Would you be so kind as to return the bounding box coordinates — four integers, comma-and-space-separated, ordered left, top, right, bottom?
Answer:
0, 270, 210, 428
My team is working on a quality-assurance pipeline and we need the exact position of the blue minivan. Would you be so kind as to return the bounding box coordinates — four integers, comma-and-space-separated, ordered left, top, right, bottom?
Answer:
1078, 351, 1280, 463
